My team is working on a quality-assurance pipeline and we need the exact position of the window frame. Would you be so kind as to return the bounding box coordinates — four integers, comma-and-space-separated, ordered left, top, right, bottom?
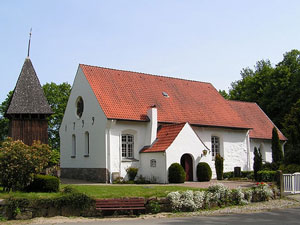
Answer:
122, 134, 134, 159
211, 136, 220, 160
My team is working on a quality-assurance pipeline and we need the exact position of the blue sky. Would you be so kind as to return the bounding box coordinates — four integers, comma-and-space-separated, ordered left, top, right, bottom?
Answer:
1, 0, 300, 104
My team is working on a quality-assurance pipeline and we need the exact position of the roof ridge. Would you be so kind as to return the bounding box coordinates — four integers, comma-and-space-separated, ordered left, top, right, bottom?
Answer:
80, 63, 213, 85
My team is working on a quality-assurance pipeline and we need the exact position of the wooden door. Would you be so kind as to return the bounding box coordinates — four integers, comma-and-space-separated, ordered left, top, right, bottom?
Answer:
180, 154, 193, 181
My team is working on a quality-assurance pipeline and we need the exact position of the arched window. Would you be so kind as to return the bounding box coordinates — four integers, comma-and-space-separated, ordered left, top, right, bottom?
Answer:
72, 134, 76, 157
85, 132, 89, 156
122, 134, 134, 158
211, 136, 220, 159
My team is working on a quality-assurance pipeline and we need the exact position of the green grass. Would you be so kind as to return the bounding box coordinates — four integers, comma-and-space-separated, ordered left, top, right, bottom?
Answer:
64, 185, 205, 199
0, 185, 205, 199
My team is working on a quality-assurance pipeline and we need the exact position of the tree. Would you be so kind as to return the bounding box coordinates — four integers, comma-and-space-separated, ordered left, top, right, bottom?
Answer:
229, 50, 300, 130
0, 82, 71, 150
218, 90, 229, 99
0, 91, 13, 143
0, 138, 51, 192
43, 82, 71, 150
272, 127, 283, 164
253, 147, 262, 181
215, 153, 224, 180
282, 99, 300, 165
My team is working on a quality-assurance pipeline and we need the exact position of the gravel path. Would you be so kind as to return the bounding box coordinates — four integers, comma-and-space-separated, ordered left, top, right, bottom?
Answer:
3, 197, 300, 225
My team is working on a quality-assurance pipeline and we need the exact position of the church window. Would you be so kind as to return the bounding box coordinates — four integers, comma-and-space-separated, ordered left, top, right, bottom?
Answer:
76, 97, 84, 118
122, 134, 134, 158
150, 159, 156, 167
72, 134, 76, 157
85, 132, 89, 156
211, 136, 220, 159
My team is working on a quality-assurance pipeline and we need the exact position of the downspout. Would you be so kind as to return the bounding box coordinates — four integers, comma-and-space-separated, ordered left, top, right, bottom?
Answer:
246, 130, 251, 171
164, 152, 168, 184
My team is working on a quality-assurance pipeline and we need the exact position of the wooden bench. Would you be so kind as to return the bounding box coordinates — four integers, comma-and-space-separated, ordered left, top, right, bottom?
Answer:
95, 198, 146, 214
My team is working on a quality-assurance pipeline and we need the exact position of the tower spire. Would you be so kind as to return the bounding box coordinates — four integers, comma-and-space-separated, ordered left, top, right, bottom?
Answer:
27, 28, 32, 58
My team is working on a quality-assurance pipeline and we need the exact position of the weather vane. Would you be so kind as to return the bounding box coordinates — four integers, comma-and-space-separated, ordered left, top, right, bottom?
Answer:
27, 28, 32, 58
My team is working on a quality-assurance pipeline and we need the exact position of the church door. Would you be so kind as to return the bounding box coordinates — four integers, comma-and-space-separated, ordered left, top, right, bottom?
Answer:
180, 154, 193, 181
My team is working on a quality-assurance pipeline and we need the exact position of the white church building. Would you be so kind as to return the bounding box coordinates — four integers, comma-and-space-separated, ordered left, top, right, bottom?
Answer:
60, 64, 287, 183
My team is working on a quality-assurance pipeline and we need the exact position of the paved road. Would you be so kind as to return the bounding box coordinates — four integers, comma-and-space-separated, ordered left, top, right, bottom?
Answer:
34, 207, 300, 225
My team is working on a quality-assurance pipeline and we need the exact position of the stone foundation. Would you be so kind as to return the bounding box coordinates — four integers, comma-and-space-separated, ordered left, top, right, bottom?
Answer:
60, 168, 109, 183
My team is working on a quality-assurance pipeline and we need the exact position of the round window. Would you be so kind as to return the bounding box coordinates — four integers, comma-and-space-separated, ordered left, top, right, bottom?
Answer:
76, 97, 84, 118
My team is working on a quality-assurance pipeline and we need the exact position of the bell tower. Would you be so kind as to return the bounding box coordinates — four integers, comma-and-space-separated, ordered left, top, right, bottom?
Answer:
5, 31, 53, 145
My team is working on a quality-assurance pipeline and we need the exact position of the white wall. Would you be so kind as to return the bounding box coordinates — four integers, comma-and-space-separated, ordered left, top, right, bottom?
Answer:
108, 120, 149, 179
60, 67, 107, 169
193, 127, 249, 173
139, 152, 166, 183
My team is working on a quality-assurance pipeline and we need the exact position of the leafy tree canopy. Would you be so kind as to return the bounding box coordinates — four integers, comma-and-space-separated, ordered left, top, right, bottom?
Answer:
43, 82, 71, 150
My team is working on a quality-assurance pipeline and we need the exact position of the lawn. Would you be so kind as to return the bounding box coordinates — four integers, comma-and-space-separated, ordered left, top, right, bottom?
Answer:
66, 185, 205, 199
0, 185, 205, 199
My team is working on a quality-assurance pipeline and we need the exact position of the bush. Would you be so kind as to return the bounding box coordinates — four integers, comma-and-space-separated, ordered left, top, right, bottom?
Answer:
223, 171, 234, 179
25, 174, 59, 192
215, 154, 224, 180
167, 190, 205, 212
257, 170, 277, 182
252, 183, 274, 202
262, 162, 279, 171
62, 185, 78, 194
146, 200, 161, 214
253, 147, 262, 181
126, 167, 138, 181
207, 183, 230, 206
0, 138, 51, 192
272, 127, 283, 164
241, 171, 254, 179
168, 163, 186, 183
197, 162, 212, 182
279, 164, 300, 173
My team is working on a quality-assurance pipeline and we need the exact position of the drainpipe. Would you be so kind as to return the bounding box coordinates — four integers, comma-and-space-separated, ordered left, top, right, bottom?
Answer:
106, 120, 116, 183
164, 152, 168, 184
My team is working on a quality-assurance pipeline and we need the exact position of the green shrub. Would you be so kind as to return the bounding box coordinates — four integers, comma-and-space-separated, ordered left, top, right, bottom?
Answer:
272, 127, 283, 164
197, 162, 212, 182
241, 171, 254, 179
279, 164, 300, 173
25, 174, 59, 192
215, 154, 224, 180
126, 167, 138, 181
0, 138, 51, 192
257, 170, 277, 182
223, 171, 234, 179
262, 162, 279, 171
146, 200, 161, 214
168, 163, 186, 183
62, 185, 78, 194
253, 147, 262, 181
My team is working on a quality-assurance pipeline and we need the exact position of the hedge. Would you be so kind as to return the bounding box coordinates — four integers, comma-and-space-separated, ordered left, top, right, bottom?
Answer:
24, 174, 59, 192
257, 170, 277, 182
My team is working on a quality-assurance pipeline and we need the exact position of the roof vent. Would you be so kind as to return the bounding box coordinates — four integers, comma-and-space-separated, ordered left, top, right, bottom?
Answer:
162, 92, 169, 98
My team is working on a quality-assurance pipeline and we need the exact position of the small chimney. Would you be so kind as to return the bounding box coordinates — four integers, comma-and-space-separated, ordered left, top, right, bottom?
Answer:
146, 106, 157, 146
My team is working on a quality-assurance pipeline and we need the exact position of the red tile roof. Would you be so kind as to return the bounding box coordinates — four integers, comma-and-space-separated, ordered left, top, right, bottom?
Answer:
80, 64, 251, 129
228, 100, 287, 141
141, 123, 186, 152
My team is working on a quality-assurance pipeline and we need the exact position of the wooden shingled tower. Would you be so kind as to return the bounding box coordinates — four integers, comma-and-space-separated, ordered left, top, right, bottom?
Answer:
5, 57, 53, 145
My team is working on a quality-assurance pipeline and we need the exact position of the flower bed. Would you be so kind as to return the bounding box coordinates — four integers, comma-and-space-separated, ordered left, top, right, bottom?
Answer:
167, 183, 278, 212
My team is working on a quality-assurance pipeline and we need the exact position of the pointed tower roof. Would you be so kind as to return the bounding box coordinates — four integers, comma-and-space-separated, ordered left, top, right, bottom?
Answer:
6, 58, 53, 115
